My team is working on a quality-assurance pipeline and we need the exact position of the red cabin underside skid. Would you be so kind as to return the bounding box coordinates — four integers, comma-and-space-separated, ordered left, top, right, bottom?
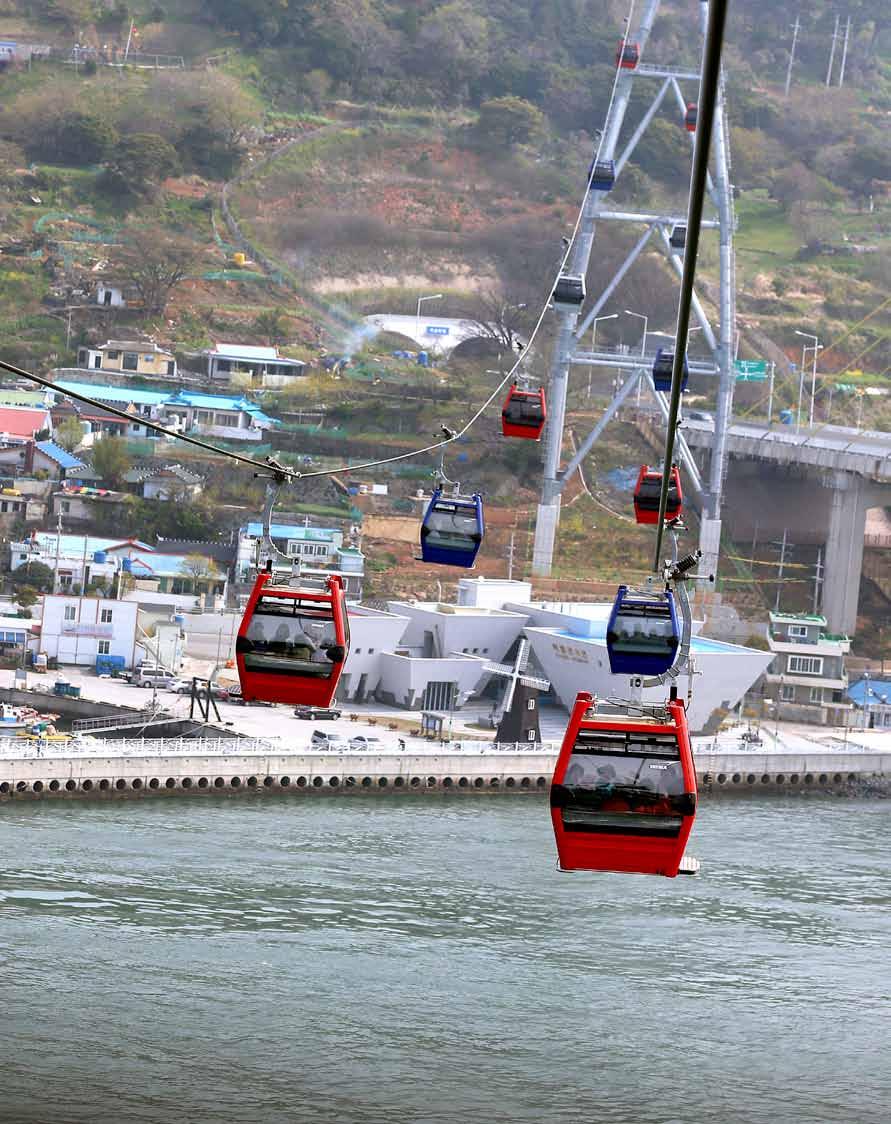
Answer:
502, 419, 545, 440
550, 812, 694, 878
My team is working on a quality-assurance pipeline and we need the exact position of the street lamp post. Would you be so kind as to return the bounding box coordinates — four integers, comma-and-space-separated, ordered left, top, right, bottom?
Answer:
794, 330, 821, 428
415, 293, 443, 347
624, 310, 648, 357
589, 313, 618, 398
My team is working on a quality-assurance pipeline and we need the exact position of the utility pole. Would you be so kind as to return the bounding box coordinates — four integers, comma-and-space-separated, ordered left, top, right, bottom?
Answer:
774, 528, 788, 612
838, 15, 851, 87
506, 530, 516, 581
766, 362, 775, 425
785, 14, 801, 97
813, 547, 823, 615
826, 13, 840, 85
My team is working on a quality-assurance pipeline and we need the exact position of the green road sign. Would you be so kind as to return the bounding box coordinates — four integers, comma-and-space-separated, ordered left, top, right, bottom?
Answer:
734, 359, 768, 381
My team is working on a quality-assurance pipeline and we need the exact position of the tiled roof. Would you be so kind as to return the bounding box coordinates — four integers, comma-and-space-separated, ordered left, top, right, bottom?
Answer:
847, 678, 891, 706
0, 405, 51, 438
55, 381, 168, 406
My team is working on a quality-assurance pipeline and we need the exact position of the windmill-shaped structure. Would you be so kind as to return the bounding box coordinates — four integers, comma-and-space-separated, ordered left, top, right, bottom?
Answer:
483, 637, 550, 744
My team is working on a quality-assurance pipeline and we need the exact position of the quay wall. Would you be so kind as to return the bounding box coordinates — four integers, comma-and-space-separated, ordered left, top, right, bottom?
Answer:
0, 748, 889, 800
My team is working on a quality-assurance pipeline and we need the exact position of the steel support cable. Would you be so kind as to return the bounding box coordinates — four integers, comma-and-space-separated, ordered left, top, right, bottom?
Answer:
0, 0, 642, 489
653, 0, 729, 570
818, 295, 891, 367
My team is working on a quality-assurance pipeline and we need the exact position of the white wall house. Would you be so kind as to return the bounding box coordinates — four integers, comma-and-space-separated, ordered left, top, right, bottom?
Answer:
40, 595, 139, 668
236, 521, 344, 580
205, 343, 306, 388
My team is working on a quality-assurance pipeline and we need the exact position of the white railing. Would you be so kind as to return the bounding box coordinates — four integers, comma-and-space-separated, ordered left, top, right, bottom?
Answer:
0, 737, 559, 760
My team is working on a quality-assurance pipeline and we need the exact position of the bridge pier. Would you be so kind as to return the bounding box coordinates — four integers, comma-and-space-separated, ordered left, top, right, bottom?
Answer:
823, 473, 885, 635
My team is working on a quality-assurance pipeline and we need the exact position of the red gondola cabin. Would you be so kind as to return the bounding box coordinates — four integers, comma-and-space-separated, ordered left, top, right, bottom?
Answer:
236, 570, 349, 706
684, 102, 698, 132
615, 40, 640, 69
502, 385, 546, 440
633, 465, 683, 525
550, 692, 697, 877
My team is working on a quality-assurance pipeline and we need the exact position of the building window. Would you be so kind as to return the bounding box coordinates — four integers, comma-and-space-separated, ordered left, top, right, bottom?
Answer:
106, 350, 120, 360
780, 684, 794, 701
788, 655, 823, 675
59, 575, 72, 589
61, 501, 71, 514
368, 648, 374, 654
64, 605, 77, 621
788, 625, 809, 639
527, 699, 536, 710
215, 413, 238, 427
100, 608, 113, 623
809, 687, 823, 704
122, 352, 138, 371
97, 640, 111, 655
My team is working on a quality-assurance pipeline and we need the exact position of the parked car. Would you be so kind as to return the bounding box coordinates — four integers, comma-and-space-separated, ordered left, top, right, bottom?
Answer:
294, 705, 342, 721
349, 735, 386, 752
130, 667, 180, 690
174, 680, 230, 700
310, 730, 351, 751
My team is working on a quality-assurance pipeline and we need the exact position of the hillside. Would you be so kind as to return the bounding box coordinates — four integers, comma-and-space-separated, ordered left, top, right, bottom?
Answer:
0, 0, 889, 643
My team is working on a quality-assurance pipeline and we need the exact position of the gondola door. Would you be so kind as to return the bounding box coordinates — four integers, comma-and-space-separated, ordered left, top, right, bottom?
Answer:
550, 692, 697, 877
236, 571, 348, 706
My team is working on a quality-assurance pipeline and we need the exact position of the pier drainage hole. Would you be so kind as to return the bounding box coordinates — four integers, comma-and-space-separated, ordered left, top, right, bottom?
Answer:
790, 774, 799, 785
361, 777, 372, 787
717, 774, 727, 784
197, 778, 208, 788
214, 777, 225, 788
247, 776, 258, 787
473, 778, 484, 788
230, 777, 241, 788
329, 777, 339, 787
490, 778, 500, 788
847, 773, 856, 783
33, 781, 43, 793
833, 774, 842, 784
165, 778, 176, 789
115, 779, 126, 790
804, 774, 814, 784
394, 777, 405, 788
280, 777, 290, 787
776, 775, 785, 784
378, 777, 388, 787
818, 774, 828, 784
536, 777, 547, 788
149, 779, 160, 789
263, 777, 274, 787
747, 774, 756, 785
65, 780, 77, 792
181, 778, 193, 789
458, 777, 469, 788
410, 777, 421, 788
760, 775, 770, 785
88, 780, 99, 791
132, 778, 143, 790
521, 777, 531, 788
505, 778, 516, 788
345, 777, 356, 787
297, 777, 307, 787
442, 777, 453, 788
16, 781, 28, 792
312, 777, 323, 788
732, 774, 741, 784
0, 782, 9, 794
49, 780, 60, 792
426, 777, 437, 787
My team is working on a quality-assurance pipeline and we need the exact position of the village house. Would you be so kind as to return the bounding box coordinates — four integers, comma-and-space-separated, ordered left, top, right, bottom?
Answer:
205, 343, 306, 388
75, 340, 177, 378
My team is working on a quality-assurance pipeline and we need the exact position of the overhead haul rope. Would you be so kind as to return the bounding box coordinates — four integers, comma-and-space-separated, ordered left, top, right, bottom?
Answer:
653, 0, 729, 568
0, 8, 641, 488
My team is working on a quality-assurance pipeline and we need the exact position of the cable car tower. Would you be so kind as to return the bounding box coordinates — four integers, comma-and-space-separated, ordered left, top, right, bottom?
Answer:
532, 0, 736, 589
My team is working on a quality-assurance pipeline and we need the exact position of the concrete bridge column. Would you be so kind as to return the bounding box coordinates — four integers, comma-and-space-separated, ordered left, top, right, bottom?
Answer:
823, 473, 880, 635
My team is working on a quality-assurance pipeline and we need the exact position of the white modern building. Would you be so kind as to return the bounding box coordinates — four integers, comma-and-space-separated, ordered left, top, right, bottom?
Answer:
205, 343, 306, 388
40, 595, 139, 668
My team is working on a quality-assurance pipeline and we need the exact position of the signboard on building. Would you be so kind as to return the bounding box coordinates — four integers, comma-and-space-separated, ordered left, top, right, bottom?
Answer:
425, 325, 450, 336
61, 623, 113, 639
734, 359, 768, 381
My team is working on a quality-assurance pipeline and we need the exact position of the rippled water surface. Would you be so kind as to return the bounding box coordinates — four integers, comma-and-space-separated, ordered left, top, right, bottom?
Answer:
1, 796, 889, 1124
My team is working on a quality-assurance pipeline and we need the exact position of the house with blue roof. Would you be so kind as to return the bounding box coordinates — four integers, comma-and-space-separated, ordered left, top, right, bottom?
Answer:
236, 520, 343, 580
53, 381, 278, 442
847, 677, 891, 729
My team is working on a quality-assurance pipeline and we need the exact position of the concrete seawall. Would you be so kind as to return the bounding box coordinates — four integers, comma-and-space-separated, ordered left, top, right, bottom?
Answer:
1, 748, 889, 800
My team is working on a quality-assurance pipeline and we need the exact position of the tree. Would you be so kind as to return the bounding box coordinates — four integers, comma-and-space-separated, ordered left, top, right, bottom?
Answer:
101, 132, 181, 198
11, 561, 55, 594
113, 224, 198, 315
477, 97, 545, 149
53, 417, 86, 452
181, 552, 221, 593
90, 436, 131, 488
460, 288, 534, 353
253, 307, 289, 345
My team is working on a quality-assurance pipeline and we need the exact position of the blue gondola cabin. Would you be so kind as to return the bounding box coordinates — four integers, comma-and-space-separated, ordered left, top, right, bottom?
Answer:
606, 585, 679, 677
420, 489, 484, 568
652, 348, 689, 393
